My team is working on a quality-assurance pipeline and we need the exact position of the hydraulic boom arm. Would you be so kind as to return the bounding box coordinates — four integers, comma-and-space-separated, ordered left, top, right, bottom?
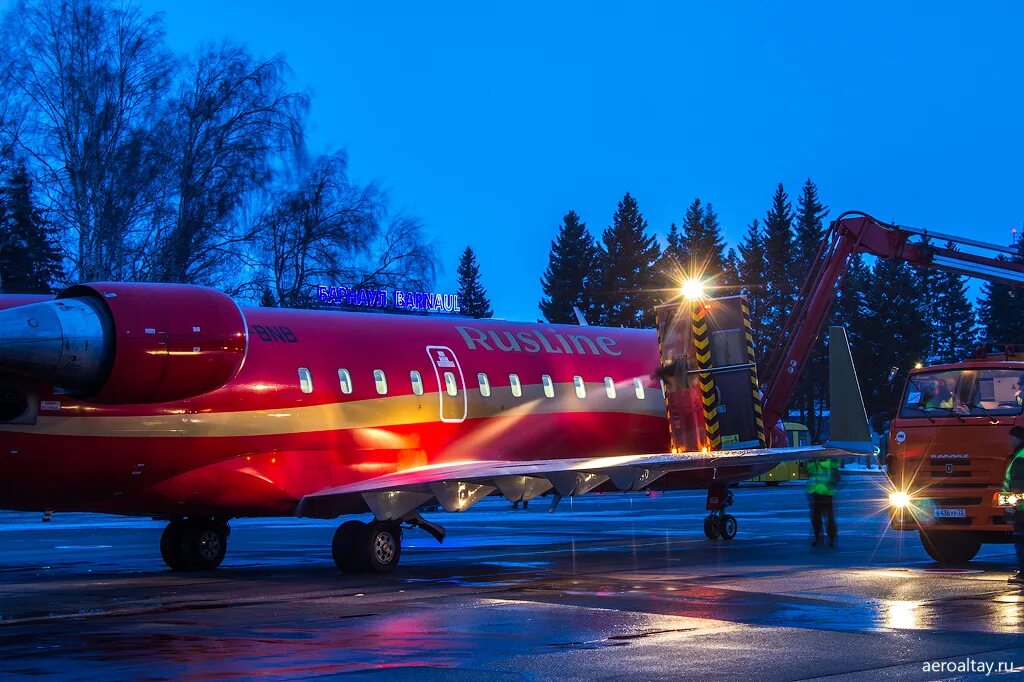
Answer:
760, 211, 1024, 438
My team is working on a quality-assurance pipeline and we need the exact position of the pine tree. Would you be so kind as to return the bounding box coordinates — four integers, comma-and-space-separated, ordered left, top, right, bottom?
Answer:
457, 246, 493, 319
792, 180, 829, 437
793, 180, 829, 284
861, 259, 930, 431
0, 164, 62, 294
931, 242, 978, 363
259, 286, 277, 307
674, 198, 727, 278
978, 241, 1024, 345
762, 183, 795, 341
593, 192, 661, 327
654, 222, 686, 303
539, 210, 599, 323
737, 219, 770, 364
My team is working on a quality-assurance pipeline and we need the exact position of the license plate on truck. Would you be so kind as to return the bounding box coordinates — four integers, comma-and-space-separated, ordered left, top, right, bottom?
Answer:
934, 508, 967, 518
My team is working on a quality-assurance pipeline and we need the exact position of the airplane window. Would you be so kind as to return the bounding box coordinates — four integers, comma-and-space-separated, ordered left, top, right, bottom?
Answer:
604, 377, 616, 399
633, 378, 645, 400
410, 370, 424, 396
298, 367, 313, 394
509, 373, 522, 398
574, 375, 587, 399
338, 369, 353, 395
478, 373, 491, 397
374, 369, 388, 395
542, 374, 554, 398
444, 372, 458, 396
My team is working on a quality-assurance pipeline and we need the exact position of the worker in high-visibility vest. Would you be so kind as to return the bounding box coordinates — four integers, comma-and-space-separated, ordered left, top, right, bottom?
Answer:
1005, 422, 1024, 585
806, 458, 840, 547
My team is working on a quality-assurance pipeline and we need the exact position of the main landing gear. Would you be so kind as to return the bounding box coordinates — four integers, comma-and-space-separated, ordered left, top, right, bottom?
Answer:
703, 483, 738, 541
332, 514, 445, 574
160, 518, 229, 571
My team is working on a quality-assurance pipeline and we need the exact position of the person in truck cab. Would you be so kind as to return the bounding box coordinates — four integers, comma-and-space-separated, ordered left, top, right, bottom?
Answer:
1014, 375, 1024, 406
1005, 421, 1024, 585
925, 379, 955, 410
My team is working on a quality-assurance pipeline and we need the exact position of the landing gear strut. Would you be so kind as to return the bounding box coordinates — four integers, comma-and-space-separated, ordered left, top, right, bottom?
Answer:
160, 518, 229, 571
703, 483, 738, 541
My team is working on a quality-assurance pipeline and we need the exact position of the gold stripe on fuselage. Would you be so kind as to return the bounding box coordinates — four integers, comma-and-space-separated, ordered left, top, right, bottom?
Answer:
0, 382, 665, 438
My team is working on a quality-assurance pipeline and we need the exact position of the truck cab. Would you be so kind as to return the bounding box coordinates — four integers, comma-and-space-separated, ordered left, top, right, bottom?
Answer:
887, 353, 1021, 563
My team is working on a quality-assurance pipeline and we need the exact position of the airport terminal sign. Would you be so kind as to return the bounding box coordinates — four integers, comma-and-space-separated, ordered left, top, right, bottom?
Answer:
316, 286, 461, 314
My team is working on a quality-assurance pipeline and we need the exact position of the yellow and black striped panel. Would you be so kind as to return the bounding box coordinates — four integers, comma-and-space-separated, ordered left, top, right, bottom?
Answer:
691, 304, 720, 450
740, 298, 767, 447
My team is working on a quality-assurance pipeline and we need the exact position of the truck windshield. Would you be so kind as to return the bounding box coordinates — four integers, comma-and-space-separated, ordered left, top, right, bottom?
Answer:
900, 369, 1024, 418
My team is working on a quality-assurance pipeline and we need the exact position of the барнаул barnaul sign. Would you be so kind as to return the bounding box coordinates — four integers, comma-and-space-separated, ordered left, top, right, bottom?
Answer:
317, 286, 460, 313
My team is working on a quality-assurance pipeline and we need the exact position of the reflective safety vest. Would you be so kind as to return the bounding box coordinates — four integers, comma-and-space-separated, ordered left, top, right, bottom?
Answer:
806, 458, 839, 496
1003, 447, 1024, 493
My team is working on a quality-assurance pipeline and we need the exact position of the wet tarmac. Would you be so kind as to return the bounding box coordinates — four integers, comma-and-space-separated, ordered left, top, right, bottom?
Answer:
1, 475, 1022, 681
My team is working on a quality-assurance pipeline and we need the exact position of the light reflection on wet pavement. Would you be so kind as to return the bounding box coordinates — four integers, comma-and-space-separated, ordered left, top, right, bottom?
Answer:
1, 477, 1023, 680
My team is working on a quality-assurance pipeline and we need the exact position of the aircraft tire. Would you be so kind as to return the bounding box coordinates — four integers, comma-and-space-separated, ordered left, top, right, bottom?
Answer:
919, 530, 981, 565
363, 521, 402, 574
703, 514, 721, 540
160, 521, 189, 571
718, 514, 738, 541
183, 519, 228, 570
161, 519, 228, 571
333, 520, 369, 573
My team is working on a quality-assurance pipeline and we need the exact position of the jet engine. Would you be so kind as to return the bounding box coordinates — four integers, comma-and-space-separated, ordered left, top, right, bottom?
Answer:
0, 283, 247, 403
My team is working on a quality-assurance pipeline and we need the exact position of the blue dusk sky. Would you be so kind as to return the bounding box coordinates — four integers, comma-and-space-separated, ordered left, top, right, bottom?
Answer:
27, 2, 1024, 318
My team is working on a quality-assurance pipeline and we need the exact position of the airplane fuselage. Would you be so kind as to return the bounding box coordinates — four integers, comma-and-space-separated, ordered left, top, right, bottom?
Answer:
1, 297, 721, 517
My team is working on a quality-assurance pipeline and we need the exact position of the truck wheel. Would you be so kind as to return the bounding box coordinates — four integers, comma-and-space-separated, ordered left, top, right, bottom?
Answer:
919, 531, 981, 565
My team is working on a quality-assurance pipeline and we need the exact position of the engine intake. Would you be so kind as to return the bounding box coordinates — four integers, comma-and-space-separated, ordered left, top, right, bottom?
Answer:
0, 283, 247, 403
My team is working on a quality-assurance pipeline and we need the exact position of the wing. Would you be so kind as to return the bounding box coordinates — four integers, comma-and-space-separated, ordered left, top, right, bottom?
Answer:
299, 324, 875, 522
297, 441, 872, 521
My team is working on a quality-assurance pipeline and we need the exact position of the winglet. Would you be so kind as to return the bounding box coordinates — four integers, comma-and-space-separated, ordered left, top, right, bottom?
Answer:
573, 306, 590, 326
824, 326, 874, 453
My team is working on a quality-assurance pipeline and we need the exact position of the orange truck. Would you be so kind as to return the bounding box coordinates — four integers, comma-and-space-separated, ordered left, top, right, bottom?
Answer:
755, 214, 1024, 565
886, 346, 1023, 563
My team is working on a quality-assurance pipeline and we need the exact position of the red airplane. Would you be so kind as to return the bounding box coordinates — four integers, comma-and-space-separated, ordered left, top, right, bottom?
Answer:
0, 282, 871, 574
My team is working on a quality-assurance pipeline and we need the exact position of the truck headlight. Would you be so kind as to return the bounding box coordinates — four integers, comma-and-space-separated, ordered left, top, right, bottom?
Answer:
889, 491, 912, 508
997, 492, 1021, 507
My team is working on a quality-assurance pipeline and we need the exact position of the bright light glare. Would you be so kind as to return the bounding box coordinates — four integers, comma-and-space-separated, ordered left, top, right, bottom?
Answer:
998, 492, 1020, 507
889, 490, 912, 508
681, 279, 706, 300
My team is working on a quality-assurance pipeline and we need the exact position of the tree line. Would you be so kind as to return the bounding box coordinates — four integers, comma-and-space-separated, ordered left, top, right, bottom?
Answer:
530, 182, 1021, 436
0, 0, 435, 307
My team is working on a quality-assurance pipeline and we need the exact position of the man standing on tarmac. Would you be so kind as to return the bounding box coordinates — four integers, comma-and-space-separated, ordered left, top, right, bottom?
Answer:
1004, 422, 1024, 585
807, 458, 840, 547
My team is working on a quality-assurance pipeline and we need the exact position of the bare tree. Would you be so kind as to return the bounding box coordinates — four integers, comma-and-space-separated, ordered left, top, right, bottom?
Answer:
254, 152, 436, 309
152, 44, 307, 286
2, 0, 173, 281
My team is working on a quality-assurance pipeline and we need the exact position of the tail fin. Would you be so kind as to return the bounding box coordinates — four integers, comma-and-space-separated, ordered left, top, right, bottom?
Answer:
825, 326, 874, 453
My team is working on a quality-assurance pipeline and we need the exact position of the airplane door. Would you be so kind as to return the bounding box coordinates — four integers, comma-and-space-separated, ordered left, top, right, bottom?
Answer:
426, 346, 467, 423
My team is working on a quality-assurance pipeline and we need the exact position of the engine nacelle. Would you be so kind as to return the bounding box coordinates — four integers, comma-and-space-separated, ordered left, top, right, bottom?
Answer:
0, 283, 247, 404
